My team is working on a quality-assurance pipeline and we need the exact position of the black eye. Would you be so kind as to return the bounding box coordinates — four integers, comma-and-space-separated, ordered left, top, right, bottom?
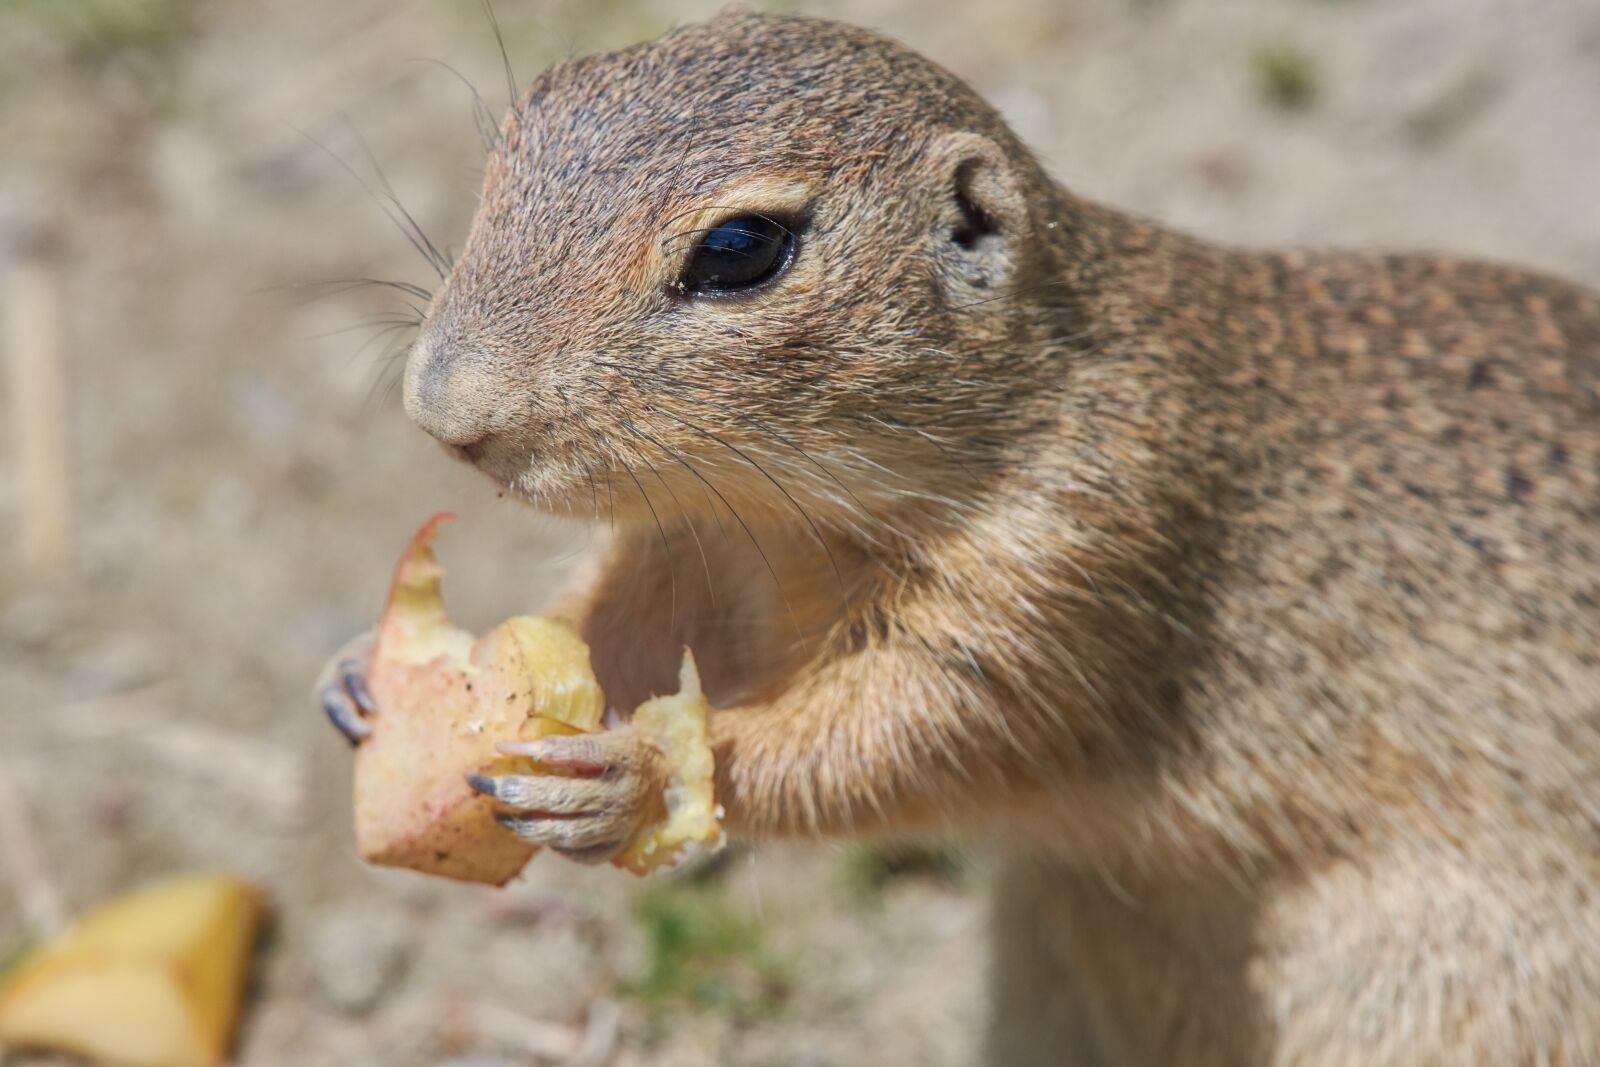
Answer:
679, 215, 795, 295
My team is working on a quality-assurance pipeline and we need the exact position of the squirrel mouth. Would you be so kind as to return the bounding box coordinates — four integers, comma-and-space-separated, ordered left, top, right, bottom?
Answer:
435, 433, 597, 515
439, 435, 516, 487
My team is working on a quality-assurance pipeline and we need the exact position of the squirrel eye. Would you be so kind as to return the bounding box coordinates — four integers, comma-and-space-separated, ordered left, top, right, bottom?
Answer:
679, 215, 795, 295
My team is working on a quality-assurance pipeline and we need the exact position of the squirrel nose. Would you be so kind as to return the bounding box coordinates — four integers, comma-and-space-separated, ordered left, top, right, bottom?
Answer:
402, 337, 496, 448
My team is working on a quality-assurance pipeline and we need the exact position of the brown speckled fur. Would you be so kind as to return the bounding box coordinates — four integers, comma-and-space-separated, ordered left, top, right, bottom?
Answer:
397, 12, 1600, 1065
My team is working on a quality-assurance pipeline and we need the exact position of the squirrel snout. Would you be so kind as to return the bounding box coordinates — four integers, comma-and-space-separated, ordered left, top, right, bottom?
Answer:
402, 338, 498, 448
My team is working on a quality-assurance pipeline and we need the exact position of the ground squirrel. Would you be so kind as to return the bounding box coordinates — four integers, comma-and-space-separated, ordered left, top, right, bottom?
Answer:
318, 12, 1600, 1064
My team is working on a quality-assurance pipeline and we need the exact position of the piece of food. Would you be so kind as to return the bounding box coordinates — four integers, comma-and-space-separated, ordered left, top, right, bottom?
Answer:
616, 650, 725, 874
354, 513, 604, 885
354, 514, 723, 884
0, 873, 265, 1067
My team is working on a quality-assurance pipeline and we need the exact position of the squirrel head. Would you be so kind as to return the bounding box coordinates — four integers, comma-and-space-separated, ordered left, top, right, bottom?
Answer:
404, 12, 1065, 527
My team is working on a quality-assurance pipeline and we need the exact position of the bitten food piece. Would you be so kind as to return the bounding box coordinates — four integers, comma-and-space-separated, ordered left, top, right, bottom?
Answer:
616, 651, 724, 874
0, 873, 265, 1067
353, 514, 722, 884
354, 514, 605, 884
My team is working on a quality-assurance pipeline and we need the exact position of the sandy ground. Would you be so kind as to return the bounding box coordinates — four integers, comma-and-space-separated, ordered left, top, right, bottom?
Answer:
0, 0, 1596, 1064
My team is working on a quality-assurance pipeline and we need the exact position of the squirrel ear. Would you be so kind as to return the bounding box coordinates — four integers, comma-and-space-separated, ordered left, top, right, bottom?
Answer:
926, 131, 1027, 293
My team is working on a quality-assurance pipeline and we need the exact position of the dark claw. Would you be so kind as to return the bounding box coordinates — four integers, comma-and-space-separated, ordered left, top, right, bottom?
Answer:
466, 773, 496, 798
322, 687, 372, 744
340, 661, 376, 715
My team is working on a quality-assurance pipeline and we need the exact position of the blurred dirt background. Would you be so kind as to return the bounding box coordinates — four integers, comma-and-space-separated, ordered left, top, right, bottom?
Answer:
0, 1, 1597, 1064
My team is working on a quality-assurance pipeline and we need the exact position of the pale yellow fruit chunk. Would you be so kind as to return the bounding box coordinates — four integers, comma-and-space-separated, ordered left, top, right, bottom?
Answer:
615, 649, 725, 874
0, 873, 265, 1067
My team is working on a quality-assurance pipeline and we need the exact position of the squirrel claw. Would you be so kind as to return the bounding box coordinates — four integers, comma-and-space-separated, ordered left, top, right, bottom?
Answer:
314, 630, 377, 745
478, 730, 665, 866
340, 660, 376, 714
321, 684, 371, 744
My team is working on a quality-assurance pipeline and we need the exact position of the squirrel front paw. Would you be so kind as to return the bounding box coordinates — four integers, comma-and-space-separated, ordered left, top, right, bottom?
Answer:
467, 730, 668, 866
314, 630, 377, 744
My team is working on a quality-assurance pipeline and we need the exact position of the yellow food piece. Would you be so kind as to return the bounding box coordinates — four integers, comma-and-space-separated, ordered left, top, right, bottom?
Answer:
475, 616, 607, 739
615, 650, 725, 874
0, 873, 265, 1067
355, 514, 722, 884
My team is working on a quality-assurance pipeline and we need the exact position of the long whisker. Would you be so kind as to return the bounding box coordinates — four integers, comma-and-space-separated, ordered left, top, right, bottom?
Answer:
311, 316, 422, 341
613, 415, 717, 609
603, 451, 616, 533
858, 412, 979, 484
351, 323, 421, 361
297, 126, 450, 282
596, 359, 877, 525
407, 57, 501, 153
597, 435, 676, 627
600, 357, 995, 532
604, 406, 801, 640
659, 226, 785, 254
481, 0, 518, 108
946, 278, 1080, 315
577, 460, 603, 525
643, 402, 848, 606
657, 207, 798, 242
339, 116, 454, 279
272, 277, 435, 303
368, 332, 417, 409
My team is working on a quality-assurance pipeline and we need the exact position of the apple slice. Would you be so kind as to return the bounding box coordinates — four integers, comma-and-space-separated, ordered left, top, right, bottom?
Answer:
0, 873, 265, 1067
354, 514, 605, 886
353, 515, 723, 885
